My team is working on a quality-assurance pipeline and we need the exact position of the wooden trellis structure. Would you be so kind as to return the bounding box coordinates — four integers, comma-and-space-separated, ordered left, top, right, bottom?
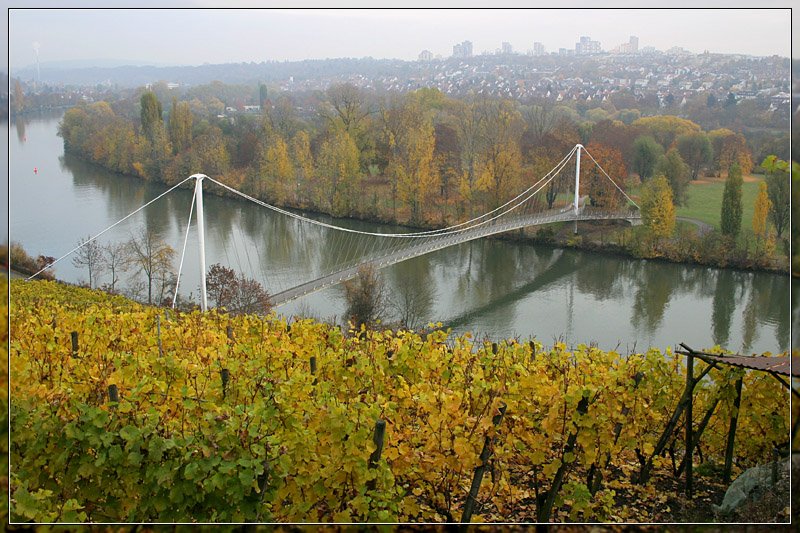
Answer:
639, 343, 798, 498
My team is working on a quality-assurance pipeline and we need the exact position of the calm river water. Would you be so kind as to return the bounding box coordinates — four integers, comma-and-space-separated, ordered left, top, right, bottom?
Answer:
7, 111, 793, 354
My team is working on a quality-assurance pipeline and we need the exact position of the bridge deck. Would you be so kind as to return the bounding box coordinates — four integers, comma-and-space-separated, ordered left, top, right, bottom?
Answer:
271, 207, 640, 306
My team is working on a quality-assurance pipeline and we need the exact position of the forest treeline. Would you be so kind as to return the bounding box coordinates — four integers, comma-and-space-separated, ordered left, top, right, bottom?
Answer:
58, 84, 791, 271
59, 85, 763, 222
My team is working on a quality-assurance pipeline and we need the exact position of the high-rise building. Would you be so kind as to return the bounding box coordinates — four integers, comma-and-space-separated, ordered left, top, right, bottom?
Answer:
501, 42, 513, 55
576, 36, 601, 55
533, 42, 546, 56
453, 40, 473, 58
418, 50, 433, 61
611, 35, 640, 54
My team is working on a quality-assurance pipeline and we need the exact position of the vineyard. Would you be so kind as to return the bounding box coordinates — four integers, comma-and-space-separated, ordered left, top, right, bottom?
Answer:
7, 279, 791, 523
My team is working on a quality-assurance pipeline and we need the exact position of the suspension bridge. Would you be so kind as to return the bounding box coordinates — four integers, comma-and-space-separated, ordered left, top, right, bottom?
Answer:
27, 144, 641, 310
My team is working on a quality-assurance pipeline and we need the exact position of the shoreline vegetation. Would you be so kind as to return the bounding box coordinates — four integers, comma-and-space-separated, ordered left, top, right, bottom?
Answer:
52, 86, 790, 275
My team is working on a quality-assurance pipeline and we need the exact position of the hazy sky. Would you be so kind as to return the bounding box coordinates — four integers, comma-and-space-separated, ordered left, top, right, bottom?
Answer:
4, 3, 795, 72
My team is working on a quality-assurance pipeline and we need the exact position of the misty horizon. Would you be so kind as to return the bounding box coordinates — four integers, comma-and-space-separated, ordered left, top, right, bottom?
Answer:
7, 8, 792, 73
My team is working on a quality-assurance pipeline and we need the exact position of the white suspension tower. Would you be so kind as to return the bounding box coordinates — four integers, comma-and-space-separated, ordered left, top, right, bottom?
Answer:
190, 174, 209, 311
574, 144, 582, 234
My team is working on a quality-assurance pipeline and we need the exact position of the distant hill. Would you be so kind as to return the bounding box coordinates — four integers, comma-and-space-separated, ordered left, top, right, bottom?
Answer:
12, 57, 412, 87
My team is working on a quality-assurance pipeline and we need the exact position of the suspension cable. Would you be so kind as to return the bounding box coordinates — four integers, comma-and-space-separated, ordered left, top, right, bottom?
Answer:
581, 147, 641, 209
172, 183, 197, 309
203, 146, 576, 240
26, 175, 196, 281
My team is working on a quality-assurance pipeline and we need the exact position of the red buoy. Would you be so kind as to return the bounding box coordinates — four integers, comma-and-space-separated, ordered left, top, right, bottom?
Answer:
33, 167, 38, 174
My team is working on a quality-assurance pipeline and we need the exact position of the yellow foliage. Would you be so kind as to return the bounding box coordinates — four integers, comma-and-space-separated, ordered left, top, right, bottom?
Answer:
752, 181, 771, 238
7, 280, 789, 522
640, 175, 676, 239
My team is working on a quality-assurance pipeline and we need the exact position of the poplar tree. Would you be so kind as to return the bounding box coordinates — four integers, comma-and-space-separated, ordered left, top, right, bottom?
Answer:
140, 91, 163, 138
720, 163, 743, 238
640, 175, 675, 239
168, 97, 193, 154
752, 181, 771, 238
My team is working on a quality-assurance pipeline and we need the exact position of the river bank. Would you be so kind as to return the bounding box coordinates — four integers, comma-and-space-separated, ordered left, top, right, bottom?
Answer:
11, 112, 790, 352
62, 147, 785, 277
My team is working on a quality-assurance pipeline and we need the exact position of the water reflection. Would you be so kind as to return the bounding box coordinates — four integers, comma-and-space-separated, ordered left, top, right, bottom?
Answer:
711, 270, 738, 347
631, 262, 680, 335
15, 120, 26, 144
9, 113, 792, 354
574, 253, 626, 301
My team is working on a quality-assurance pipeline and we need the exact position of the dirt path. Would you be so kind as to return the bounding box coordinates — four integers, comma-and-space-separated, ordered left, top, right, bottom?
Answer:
677, 216, 714, 234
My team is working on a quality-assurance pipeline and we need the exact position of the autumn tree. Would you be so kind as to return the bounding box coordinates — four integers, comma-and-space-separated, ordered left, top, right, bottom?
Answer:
206, 263, 271, 316
632, 135, 663, 181
654, 149, 691, 206
581, 142, 627, 209
127, 227, 176, 305
448, 98, 485, 216
317, 127, 360, 216
708, 129, 734, 176
168, 97, 193, 154
720, 163, 743, 238
267, 95, 304, 140
632, 115, 701, 150
676, 132, 713, 180
761, 155, 790, 239
72, 236, 104, 288
258, 133, 294, 205
321, 83, 374, 170
616, 108, 641, 125
140, 91, 163, 139
139, 91, 172, 180
192, 126, 230, 177
752, 181, 771, 238
640, 175, 676, 239
290, 131, 316, 207
382, 94, 440, 223
588, 119, 640, 169
521, 102, 557, 146
475, 99, 524, 211
717, 132, 753, 176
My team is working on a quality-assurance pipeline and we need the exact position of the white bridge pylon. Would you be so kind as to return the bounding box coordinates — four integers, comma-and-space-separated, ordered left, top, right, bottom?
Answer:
26, 145, 640, 310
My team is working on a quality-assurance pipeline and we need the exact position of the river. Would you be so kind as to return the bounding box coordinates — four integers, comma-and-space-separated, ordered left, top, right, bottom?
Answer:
7, 110, 793, 354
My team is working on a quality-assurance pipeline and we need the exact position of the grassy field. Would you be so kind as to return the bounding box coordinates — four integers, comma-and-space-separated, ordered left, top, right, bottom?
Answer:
675, 176, 765, 231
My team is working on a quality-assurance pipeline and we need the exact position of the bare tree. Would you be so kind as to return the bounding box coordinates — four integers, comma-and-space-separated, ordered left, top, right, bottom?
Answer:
72, 236, 104, 288
343, 264, 388, 330
522, 102, 557, 146
391, 282, 433, 332
322, 83, 372, 134
206, 263, 271, 316
101, 242, 130, 293
127, 227, 175, 305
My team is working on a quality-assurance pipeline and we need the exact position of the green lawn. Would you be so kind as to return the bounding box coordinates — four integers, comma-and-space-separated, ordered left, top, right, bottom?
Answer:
676, 177, 764, 231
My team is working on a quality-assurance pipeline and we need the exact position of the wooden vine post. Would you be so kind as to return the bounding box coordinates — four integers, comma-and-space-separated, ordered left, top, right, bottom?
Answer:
537, 395, 589, 523
366, 419, 387, 491
309, 355, 317, 385
637, 346, 717, 484
220, 369, 230, 399
722, 376, 743, 483
71, 331, 79, 358
108, 384, 119, 404
461, 402, 507, 523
